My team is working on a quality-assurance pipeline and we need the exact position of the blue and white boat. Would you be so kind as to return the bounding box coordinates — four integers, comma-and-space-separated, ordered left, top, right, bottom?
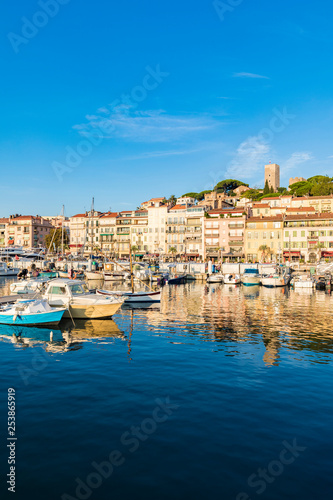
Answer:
0, 299, 66, 326
242, 268, 261, 286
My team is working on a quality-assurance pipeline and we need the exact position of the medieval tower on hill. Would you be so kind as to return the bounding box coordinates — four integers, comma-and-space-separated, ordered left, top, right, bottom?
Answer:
265, 163, 280, 191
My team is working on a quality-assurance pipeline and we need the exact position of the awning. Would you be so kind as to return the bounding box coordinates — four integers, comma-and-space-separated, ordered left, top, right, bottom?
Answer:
321, 251, 333, 256
186, 253, 199, 257
135, 253, 144, 257
283, 251, 301, 255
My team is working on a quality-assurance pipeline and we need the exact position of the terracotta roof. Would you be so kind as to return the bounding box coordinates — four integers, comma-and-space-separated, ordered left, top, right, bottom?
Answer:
0, 218, 9, 223
71, 213, 86, 218
150, 197, 165, 201
253, 203, 270, 208
286, 207, 316, 212
284, 213, 333, 221
100, 212, 119, 218
208, 209, 243, 215
261, 196, 280, 200
247, 215, 283, 222
169, 204, 187, 211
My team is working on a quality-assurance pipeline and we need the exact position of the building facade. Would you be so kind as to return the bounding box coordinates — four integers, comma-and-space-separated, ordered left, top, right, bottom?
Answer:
265, 163, 280, 191
5, 215, 53, 249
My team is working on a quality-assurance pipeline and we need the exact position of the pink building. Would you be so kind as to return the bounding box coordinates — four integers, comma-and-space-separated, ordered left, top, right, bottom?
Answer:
203, 208, 246, 261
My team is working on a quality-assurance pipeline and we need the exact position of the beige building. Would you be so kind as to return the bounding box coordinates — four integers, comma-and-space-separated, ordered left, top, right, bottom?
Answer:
99, 212, 118, 255
6, 215, 53, 249
244, 216, 284, 262
289, 176, 306, 187
0, 218, 8, 247
283, 213, 333, 262
265, 163, 280, 191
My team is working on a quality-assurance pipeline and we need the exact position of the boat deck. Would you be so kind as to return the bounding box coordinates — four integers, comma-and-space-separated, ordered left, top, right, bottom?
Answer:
0, 294, 36, 305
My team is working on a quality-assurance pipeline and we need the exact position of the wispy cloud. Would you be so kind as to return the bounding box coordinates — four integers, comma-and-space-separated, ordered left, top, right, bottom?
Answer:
122, 148, 204, 160
226, 136, 271, 179
233, 72, 270, 79
74, 106, 218, 143
284, 151, 313, 171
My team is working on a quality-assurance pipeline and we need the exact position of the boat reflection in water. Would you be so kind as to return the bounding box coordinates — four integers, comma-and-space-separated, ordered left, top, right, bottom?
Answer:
0, 318, 124, 353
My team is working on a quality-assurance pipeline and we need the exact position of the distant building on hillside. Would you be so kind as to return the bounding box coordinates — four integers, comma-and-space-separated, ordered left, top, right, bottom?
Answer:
265, 163, 280, 191
289, 176, 306, 187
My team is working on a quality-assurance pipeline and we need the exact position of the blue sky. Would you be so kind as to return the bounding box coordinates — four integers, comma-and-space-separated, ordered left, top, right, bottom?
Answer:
1, 0, 333, 216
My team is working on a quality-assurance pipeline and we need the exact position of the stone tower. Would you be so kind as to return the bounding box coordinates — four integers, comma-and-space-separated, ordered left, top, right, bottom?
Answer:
265, 163, 280, 191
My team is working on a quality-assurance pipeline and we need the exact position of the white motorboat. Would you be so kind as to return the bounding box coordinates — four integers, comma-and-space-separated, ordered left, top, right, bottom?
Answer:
261, 275, 287, 288
291, 275, 314, 289
206, 273, 224, 284
44, 279, 124, 319
85, 270, 104, 280
242, 268, 261, 286
0, 262, 19, 277
223, 274, 241, 285
96, 289, 161, 303
0, 299, 66, 326
10, 278, 49, 295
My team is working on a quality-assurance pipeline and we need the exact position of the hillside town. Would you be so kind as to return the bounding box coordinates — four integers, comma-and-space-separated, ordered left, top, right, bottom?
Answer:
1, 163, 333, 264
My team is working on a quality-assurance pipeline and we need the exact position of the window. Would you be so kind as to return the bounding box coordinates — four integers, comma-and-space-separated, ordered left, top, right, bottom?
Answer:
247, 232, 251, 239
48, 286, 66, 295
263, 232, 266, 239
301, 231, 305, 237
69, 284, 89, 295
263, 222, 267, 228
274, 222, 281, 228
270, 232, 274, 239
248, 242, 251, 249
293, 231, 297, 237
254, 232, 258, 239
285, 231, 289, 237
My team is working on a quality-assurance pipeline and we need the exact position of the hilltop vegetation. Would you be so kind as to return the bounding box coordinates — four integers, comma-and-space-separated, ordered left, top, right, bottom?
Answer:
182, 179, 249, 200
289, 175, 333, 196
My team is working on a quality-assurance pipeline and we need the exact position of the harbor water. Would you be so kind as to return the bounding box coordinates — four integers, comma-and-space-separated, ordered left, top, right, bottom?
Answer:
1, 277, 333, 499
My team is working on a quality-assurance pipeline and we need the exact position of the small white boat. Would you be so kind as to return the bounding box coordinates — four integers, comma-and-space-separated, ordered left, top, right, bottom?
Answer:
10, 278, 49, 295
242, 268, 261, 286
291, 275, 314, 289
206, 273, 224, 283
223, 274, 241, 285
261, 275, 287, 288
0, 262, 19, 276
44, 279, 124, 318
103, 272, 126, 281
85, 271, 104, 280
96, 289, 161, 303
0, 299, 66, 326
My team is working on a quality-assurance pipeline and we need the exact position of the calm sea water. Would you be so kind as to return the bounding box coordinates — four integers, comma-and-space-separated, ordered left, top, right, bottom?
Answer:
1, 277, 333, 500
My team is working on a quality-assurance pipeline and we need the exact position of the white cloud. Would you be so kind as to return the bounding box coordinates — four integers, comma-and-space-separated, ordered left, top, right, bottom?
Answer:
284, 152, 313, 171
233, 72, 270, 79
75, 106, 217, 143
226, 136, 271, 179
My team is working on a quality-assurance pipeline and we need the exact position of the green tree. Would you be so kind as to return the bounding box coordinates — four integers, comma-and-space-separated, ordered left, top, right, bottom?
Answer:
196, 190, 212, 201
263, 180, 270, 195
44, 228, 69, 253
168, 195, 177, 206
214, 179, 249, 194
168, 246, 177, 255
259, 244, 270, 263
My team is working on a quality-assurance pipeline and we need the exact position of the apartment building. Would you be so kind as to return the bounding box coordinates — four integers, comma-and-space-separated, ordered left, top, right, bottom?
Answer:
204, 208, 245, 261
283, 213, 333, 262
244, 216, 284, 262
0, 218, 8, 247
69, 210, 102, 254
6, 215, 53, 249
166, 205, 187, 255
99, 212, 118, 255
185, 206, 205, 258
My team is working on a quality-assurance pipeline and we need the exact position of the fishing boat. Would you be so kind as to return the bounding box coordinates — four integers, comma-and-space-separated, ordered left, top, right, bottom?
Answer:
10, 278, 49, 295
241, 268, 261, 286
223, 274, 241, 285
0, 299, 66, 326
206, 273, 224, 284
96, 289, 161, 303
261, 275, 287, 288
0, 261, 19, 276
44, 279, 124, 319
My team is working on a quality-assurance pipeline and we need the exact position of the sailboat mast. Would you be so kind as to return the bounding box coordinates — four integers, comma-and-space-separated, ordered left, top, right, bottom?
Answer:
61, 204, 64, 259
129, 242, 134, 293
91, 197, 94, 256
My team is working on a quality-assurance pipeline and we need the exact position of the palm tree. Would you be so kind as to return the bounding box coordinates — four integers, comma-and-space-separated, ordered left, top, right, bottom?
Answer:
168, 246, 177, 255
259, 244, 270, 263
315, 242, 325, 261
168, 195, 177, 207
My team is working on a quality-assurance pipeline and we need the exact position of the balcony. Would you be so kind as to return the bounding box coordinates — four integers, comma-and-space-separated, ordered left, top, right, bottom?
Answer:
229, 240, 243, 246
228, 234, 243, 239
307, 235, 318, 240
228, 224, 244, 229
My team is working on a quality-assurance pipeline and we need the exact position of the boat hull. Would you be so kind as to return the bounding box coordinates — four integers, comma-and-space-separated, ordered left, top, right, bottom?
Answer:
97, 289, 161, 303
64, 302, 122, 319
0, 309, 65, 326
261, 277, 286, 288
242, 277, 261, 286
85, 271, 104, 280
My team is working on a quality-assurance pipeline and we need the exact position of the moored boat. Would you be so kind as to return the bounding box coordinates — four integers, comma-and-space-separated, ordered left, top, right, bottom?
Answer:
0, 262, 19, 276
223, 274, 241, 285
242, 268, 261, 286
85, 271, 104, 280
261, 275, 288, 288
96, 289, 161, 303
44, 279, 124, 319
10, 278, 49, 295
0, 299, 66, 326
206, 273, 224, 284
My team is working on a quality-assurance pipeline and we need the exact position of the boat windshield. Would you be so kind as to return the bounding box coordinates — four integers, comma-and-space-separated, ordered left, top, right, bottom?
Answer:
68, 284, 89, 295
